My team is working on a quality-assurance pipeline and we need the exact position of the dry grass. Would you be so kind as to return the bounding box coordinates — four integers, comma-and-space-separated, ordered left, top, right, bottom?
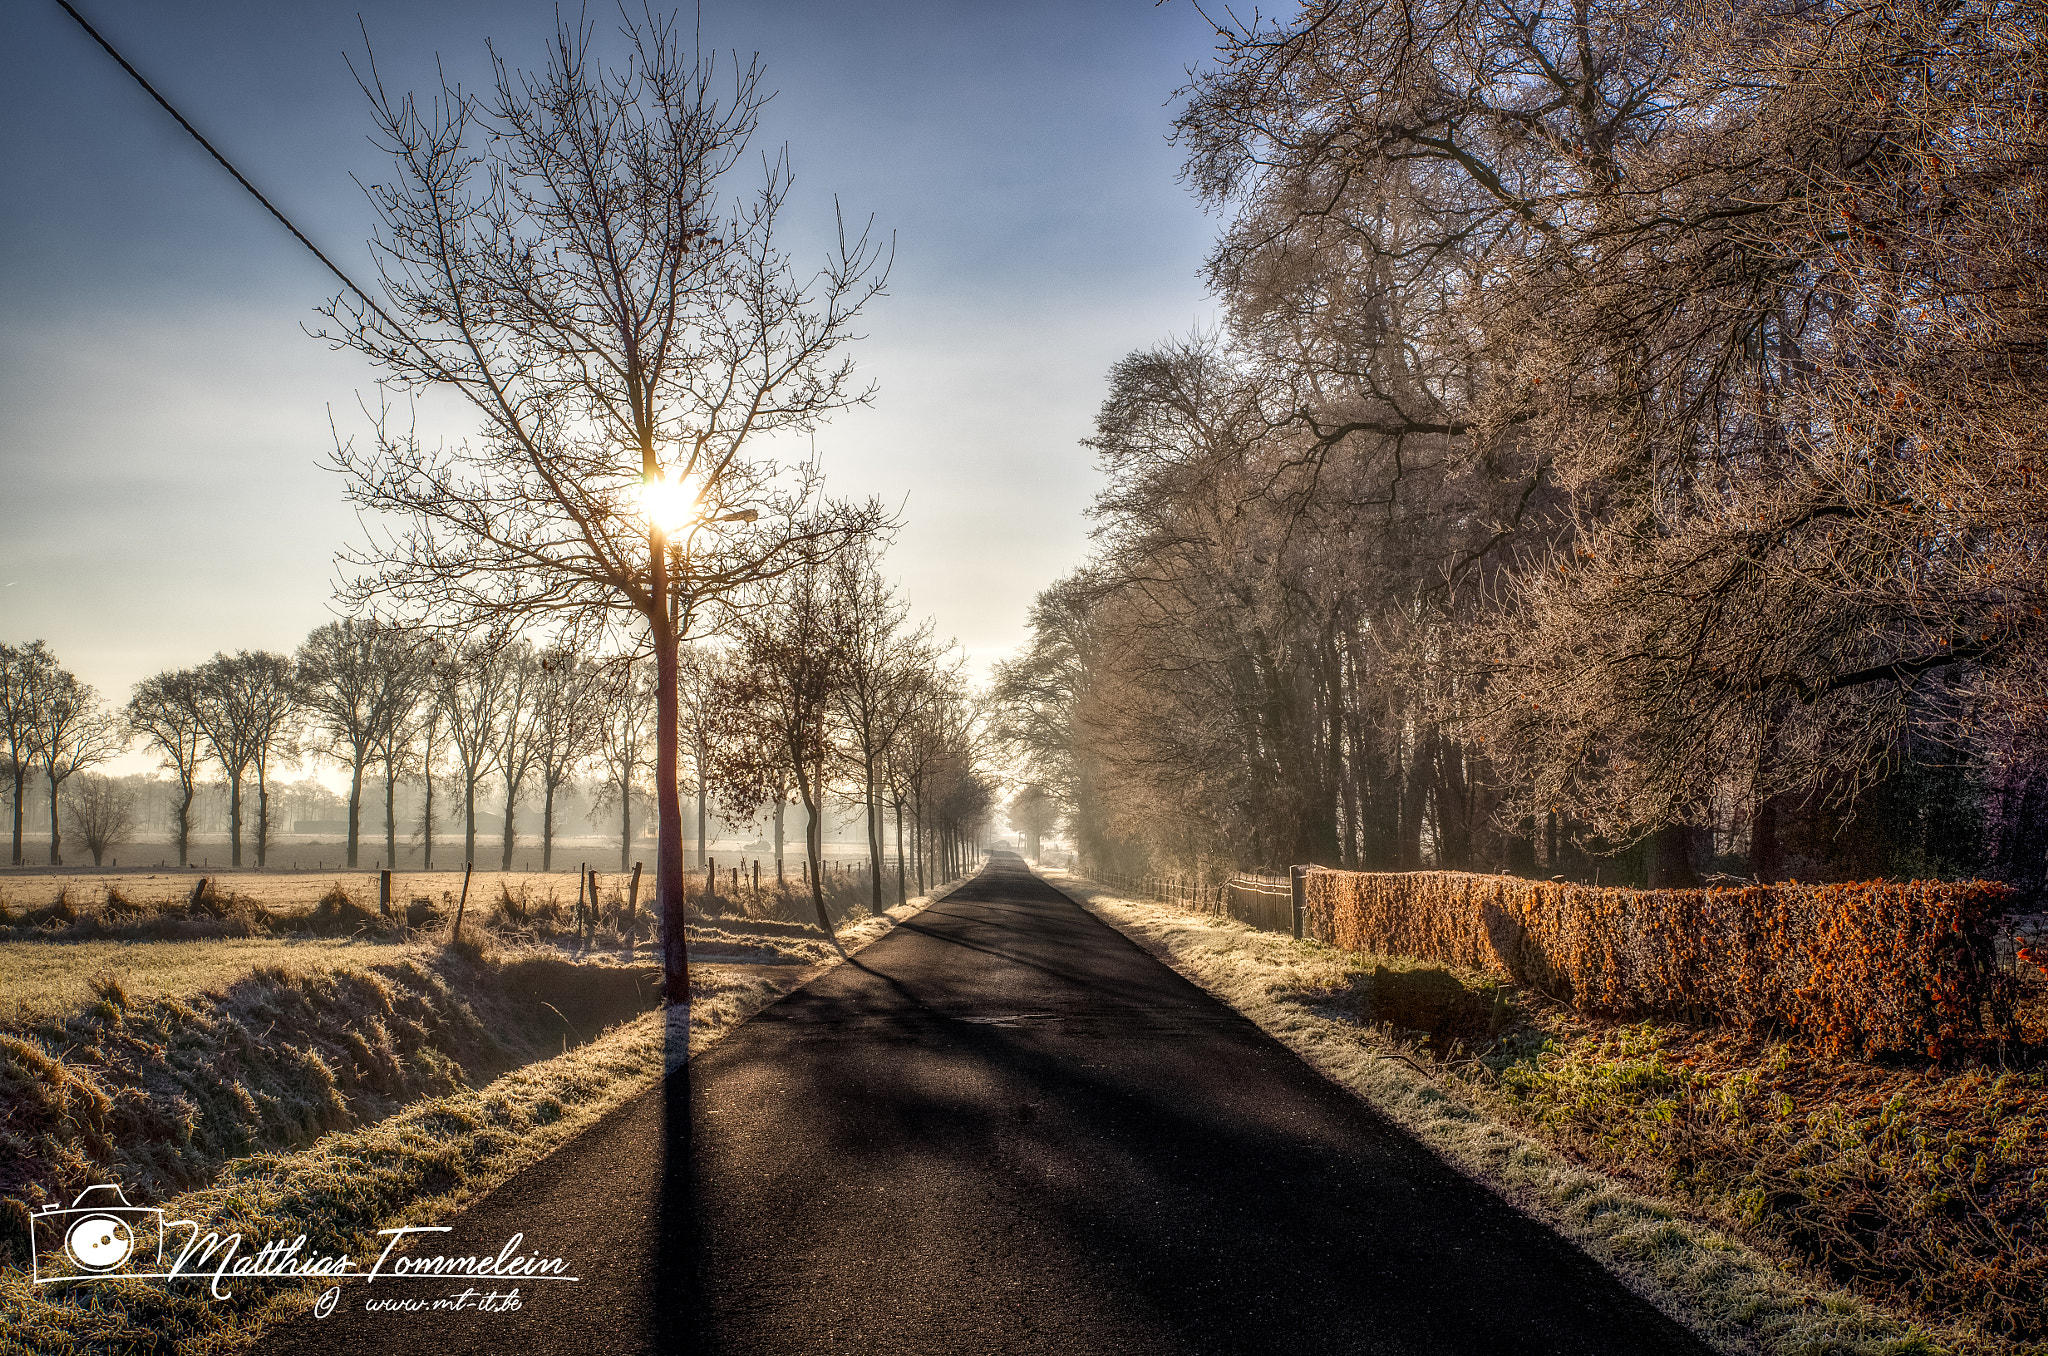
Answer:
0, 873, 971, 1356
1049, 869, 1958, 1356
0, 866, 904, 919
1471, 1010, 2048, 1347
0, 871, 531, 915
0, 937, 418, 1022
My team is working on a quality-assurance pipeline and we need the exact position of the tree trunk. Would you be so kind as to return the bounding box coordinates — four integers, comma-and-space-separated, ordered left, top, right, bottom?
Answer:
228, 770, 243, 867
175, 780, 193, 867
793, 747, 836, 944
10, 764, 25, 865
696, 728, 708, 870
46, 769, 62, 866
346, 758, 364, 868
892, 790, 907, 905
385, 768, 399, 868
773, 798, 786, 882
912, 787, 926, 894
543, 782, 556, 872
256, 762, 270, 868
463, 774, 477, 869
863, 759, 884, 916
1397, 725, 1435, 870
650, 524, 690, 1004
422, 774, 436, 872
501, 777, 517, 871
621, 779, 634, 875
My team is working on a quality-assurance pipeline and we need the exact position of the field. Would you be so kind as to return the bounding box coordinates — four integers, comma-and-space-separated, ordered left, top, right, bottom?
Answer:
0, 854, 917, 939
0, 867, 650, 921
0, 833, 884, 876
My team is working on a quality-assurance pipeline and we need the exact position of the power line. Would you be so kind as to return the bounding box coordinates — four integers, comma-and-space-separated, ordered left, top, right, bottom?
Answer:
50, 0, 422, 357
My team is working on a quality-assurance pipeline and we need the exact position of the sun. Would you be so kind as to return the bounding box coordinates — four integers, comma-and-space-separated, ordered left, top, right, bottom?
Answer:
637, 472, 698, 532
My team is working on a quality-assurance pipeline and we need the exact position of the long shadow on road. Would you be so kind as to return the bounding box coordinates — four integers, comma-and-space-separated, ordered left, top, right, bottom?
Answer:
265, 852, 1713, 1355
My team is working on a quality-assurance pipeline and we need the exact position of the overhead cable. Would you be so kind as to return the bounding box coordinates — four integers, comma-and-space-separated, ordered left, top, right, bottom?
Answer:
50, 0, 430, 365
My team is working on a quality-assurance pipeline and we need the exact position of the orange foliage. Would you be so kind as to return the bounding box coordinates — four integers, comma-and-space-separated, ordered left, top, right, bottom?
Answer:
1301, 870, 2015, 1057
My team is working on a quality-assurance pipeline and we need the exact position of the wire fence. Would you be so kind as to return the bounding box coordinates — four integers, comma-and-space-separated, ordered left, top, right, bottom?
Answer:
1082, 865, 1299, 936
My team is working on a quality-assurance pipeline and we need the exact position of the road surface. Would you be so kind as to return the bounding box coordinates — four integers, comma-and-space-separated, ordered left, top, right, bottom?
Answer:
263, 851, 1711, 1354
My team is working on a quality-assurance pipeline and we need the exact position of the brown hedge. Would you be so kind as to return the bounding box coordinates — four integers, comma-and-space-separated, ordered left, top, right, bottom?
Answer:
1301, 870, 2015, 1058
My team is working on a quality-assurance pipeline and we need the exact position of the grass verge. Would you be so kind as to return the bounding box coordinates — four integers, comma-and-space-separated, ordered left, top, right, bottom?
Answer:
1047, 869, 1968, 1356
0, 877, 967, 1355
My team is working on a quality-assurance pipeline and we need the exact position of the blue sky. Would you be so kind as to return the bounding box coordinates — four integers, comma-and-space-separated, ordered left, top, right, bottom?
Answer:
0, 0, 1222, 771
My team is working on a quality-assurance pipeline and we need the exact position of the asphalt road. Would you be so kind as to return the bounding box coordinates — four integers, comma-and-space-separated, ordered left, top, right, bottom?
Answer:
262, 852, 1713, 1355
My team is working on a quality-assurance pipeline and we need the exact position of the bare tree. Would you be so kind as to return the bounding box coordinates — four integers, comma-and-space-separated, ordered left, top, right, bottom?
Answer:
675, 644, 728, 870
368, 636, 433, 869
1006, 784, 1059, 861
298, 619, 420, 867
1, 642, 59, 866
830, 547, 932, 914
1003, 0, 2048, 889
410, 695, 450, 870
531, 648, 605, 870
29, 669, 127, 866
322, 14, 891, 998
593, 659, 657, 872
719, 564, 849, 943
491, 641, 547, 870
192, 652, 301, 868
242, 654, 301, 868
432, 642, 508, 869
65, 773, 137, 867
128, 668, 208, 866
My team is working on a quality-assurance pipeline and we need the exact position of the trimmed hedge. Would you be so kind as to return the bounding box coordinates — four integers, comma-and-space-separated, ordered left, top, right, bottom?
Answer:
1301, 870, 2015, 1058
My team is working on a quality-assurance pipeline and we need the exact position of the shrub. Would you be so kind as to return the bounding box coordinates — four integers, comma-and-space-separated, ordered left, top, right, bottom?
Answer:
23, 890, 78, 929
304, 884, 389, 937
1302, 870, 2014, 1057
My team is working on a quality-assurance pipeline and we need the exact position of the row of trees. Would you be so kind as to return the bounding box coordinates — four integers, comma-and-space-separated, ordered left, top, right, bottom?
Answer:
119, 622, 640, 873
5, 580, 994, 891
1001, 0, 2048, 889
704, 546, 995, 932
0, 643, 127, 869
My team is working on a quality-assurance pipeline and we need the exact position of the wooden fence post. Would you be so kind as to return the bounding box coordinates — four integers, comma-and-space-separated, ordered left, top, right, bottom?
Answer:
706, 857, 717, 900
588, 867, 601, 941
452, 861, 473, 943
379, 869, 392, 917
1290, 865, 1307, 941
